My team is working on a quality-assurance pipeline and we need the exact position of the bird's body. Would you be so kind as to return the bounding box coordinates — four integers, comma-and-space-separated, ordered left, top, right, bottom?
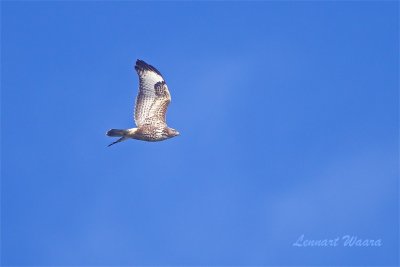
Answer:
106, 60, 179, 146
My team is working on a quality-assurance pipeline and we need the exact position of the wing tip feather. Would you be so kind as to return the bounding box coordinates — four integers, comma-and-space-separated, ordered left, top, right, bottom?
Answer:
135, 59, 163, 77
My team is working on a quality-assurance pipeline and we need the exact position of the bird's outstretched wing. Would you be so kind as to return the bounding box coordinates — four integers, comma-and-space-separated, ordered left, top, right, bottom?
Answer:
134, 59, 171, 127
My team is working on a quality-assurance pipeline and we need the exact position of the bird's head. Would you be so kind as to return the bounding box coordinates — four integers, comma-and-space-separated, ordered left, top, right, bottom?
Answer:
166, 127, 180, 138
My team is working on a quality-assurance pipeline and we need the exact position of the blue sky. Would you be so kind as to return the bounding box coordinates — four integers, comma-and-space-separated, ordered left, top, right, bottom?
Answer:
1, 1, 398, 266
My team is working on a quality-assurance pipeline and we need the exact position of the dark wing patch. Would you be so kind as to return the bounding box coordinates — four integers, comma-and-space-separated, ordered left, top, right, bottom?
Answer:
154, 81, 167, 96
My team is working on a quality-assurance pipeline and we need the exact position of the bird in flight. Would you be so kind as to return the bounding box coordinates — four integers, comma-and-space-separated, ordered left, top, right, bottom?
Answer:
106, 59, 179, 146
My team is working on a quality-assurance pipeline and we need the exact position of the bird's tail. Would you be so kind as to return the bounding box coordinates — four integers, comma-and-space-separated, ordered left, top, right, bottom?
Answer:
106, 129, 127, 137
106, 129, 129, 147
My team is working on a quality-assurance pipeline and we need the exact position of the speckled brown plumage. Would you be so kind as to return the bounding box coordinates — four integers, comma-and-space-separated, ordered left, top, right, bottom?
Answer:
106, 59, 179, 146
